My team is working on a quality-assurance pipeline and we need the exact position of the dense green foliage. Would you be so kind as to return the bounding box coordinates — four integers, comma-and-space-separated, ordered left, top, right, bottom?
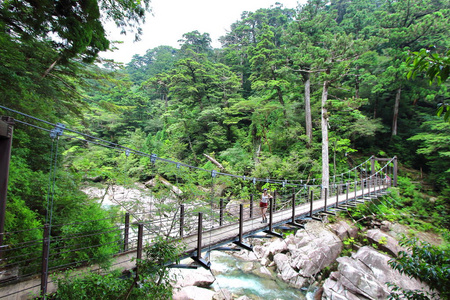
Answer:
388, 238, 450, 300
52, 237, 182, 300
1, 0, 449, 298
338, 177, 450, 299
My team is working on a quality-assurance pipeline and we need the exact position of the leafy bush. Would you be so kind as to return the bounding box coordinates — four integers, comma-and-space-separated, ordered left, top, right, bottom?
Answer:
51, 206, 121, 269
388, 238, 450, 300
52, 236, 183, 300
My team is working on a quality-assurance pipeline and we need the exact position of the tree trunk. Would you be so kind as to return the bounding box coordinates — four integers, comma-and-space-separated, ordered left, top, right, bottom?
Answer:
321, 81, 330, 198
203, 153, 226, 172
42, 57, 61, 78
392, 87, 401, 136
254, 139, 261, 165
304, 73, 313, 146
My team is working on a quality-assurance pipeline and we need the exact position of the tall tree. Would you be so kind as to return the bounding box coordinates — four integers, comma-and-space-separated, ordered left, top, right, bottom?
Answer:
375, 0, 449, 136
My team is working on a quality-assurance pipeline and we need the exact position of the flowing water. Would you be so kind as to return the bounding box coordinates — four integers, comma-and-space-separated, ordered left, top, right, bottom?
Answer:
209, 251, 312, 300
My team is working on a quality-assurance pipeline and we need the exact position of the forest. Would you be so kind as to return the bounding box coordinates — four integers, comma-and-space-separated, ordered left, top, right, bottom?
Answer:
0, 0, 449, 298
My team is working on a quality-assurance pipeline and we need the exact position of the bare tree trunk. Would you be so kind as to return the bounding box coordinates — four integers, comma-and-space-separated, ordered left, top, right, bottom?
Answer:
304, 73, 313, 146
321, 81, 330, 198
42, 57, 61, 78
203, 153, 225, 172
254, 139, 261, 165
392, 87, 401, 136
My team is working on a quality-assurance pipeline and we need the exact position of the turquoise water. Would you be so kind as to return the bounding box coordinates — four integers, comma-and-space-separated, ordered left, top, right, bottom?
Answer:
210, 251, 308, 300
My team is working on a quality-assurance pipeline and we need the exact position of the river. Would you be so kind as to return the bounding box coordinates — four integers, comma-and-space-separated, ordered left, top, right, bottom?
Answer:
209, 251, 314, 300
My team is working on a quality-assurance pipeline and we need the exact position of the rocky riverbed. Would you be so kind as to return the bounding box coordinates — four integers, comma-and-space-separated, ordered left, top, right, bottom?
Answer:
171, 219, 432, 300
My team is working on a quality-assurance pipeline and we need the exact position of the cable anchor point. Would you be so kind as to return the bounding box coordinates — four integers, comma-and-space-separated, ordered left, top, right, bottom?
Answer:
50, 123, 65, 139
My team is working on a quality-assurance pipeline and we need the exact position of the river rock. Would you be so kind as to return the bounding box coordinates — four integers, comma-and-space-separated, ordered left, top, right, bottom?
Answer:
231, 248, 259, 261
268, 221, 342, 289
171, 267, 215, 288
260, 238, 288, 263
329, 220, 358, 241
173, 286, 215, 300
239, 261, 254, 273
380, 220, 392, 232
257, 266, 273, 278
366, 229, 403, 257
322, 246, 429, 300
212, 289, 233, 300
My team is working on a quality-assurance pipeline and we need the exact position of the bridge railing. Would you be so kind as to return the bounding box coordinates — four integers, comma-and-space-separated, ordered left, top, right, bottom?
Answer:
0, 158, 396, 299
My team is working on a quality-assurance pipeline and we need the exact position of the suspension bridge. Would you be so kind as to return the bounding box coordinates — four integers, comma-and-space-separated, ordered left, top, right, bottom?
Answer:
0, 108, 398, 299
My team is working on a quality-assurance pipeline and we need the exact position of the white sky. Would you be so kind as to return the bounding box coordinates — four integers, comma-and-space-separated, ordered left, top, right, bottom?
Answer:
102, 0, 301, 63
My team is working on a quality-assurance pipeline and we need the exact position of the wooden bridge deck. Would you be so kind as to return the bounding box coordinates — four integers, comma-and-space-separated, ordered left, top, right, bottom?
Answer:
179, 186, 387, 262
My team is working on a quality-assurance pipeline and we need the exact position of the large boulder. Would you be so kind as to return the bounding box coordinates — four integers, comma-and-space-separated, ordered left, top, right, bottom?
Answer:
212, 289, 233, 300
171, 267, 215, 288
322, 246, 430, 300
173, 286, 215, 300
366, 229, 404, 257
329, 220, 358, 241
268, 221, 343, 289
260, 238, 288, 263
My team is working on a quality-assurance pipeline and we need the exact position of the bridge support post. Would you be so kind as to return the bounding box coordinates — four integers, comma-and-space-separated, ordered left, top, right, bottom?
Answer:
40, 224, 50, 298
361, 179, 365, 199
124, 212, 130, 252
291, 193, 296, 222
0, 116, 14, 254
287, 193, 303, 228
372, 176, 377, 197
180, 205, 185, 237
393, 156, 398, 186
346, 182, 349, 202
192, 212, 210, 269
269, 198, 274, 232
136, 223, 143, 260
233, 204, 252, 251
336, 186, 339, 207
273, 190, 277, 212
249, 194, 253, 219
219, 199, 224, 227
308, 190, 322, 221
321, 188, 335, 215
263, 199, 283, 238
374, 173, 378, 197
371, 156, 375, 175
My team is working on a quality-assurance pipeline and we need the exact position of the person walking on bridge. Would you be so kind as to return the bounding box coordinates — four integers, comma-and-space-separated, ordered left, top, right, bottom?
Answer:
260, 188, 272, 223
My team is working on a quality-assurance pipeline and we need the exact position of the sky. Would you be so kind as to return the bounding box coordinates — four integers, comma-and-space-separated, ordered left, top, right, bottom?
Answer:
102, 0, 301, 63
